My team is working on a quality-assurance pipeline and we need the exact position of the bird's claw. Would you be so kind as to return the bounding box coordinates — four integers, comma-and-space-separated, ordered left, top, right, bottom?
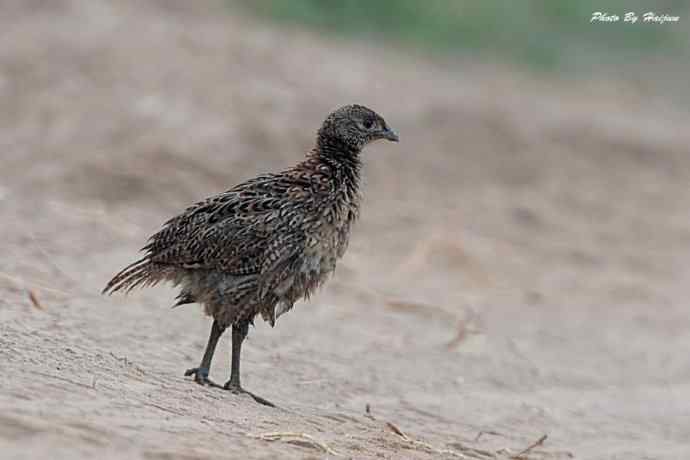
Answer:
223, 382, 275, 407
184, 367, 218, 386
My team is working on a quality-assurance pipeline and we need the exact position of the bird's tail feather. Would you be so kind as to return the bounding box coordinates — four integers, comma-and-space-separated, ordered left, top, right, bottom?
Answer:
171, 291, 196, 308
102, 258, 158, 295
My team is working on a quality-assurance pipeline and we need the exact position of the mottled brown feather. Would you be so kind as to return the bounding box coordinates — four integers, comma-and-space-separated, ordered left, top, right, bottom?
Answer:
103, 104, 398, 327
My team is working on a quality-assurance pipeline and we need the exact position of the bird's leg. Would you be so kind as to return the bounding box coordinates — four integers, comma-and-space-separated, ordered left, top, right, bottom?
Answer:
223, 319, 275, 407
185, 319, 225, 386
226, 320, 249, 389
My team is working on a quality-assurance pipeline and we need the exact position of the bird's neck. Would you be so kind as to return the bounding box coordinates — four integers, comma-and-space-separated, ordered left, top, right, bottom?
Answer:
311, 136, 362, 195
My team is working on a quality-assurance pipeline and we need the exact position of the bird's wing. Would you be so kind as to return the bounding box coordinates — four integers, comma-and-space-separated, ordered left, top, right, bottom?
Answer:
142, 172, 315, 275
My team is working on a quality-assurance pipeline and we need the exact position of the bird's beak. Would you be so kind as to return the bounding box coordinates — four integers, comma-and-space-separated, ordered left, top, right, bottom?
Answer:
381, 128, 399, 142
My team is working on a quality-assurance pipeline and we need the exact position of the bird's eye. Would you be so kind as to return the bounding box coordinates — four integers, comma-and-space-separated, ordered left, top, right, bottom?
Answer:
362, 119, 374, 130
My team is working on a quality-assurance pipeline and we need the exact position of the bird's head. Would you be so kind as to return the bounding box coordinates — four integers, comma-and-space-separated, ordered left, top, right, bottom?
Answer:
318, 104, 399, 151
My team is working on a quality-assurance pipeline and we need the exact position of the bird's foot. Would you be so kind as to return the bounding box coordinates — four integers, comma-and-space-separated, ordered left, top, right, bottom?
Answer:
223, 381, 275, 407
184, 367, 218, 386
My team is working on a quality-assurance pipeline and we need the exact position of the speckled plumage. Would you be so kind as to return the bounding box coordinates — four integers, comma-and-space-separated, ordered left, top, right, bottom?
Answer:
103, 105, 398, 405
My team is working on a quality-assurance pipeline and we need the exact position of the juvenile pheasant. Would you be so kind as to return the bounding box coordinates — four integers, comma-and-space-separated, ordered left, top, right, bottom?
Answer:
103, 105, 398, 406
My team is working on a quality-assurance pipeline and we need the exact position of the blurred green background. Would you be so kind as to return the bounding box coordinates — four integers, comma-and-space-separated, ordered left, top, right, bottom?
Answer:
238, 0, 688, 73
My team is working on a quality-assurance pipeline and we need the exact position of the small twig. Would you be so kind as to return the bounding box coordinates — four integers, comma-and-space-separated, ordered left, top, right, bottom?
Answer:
386, 421, 407, 439
144, 402, 186, 417
385, 421, 471, 459
364, 403, 376, 420
511, 434, 547, 459
474, 430, 504, 442
110, 352, 129, 366
446, 320, 469, 349
27, 289, 45, 310
448, 442, 496, 459
249, 432, 341, 456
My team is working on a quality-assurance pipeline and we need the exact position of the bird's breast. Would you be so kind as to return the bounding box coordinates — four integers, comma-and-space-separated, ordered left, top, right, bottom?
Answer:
305, 203, 357, 274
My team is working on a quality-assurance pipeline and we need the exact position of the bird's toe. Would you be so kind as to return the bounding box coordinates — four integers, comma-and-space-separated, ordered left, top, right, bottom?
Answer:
223, 382, 275, 407
184, 367, 216, 386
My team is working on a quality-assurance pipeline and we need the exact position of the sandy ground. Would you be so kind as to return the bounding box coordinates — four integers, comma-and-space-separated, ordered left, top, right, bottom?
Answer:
1, 1, 690, 459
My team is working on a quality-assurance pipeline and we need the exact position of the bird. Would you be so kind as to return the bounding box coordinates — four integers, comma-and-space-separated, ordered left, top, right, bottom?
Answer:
103, 104, 399, 406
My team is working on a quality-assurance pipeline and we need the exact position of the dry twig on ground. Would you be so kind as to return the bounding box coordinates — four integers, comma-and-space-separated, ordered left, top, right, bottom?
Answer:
249, 432, 341, 456
385, 421, 494, 459
474, 430, 505, 442
27, 289, 45, 310
510, 434, 547, 459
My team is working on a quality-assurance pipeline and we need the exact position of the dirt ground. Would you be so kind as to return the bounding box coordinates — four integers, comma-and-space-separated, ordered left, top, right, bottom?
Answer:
1, 1, 689, 459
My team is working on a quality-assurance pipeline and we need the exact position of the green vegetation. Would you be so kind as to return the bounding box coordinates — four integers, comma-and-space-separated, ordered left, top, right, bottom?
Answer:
236, 0, 687, 71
